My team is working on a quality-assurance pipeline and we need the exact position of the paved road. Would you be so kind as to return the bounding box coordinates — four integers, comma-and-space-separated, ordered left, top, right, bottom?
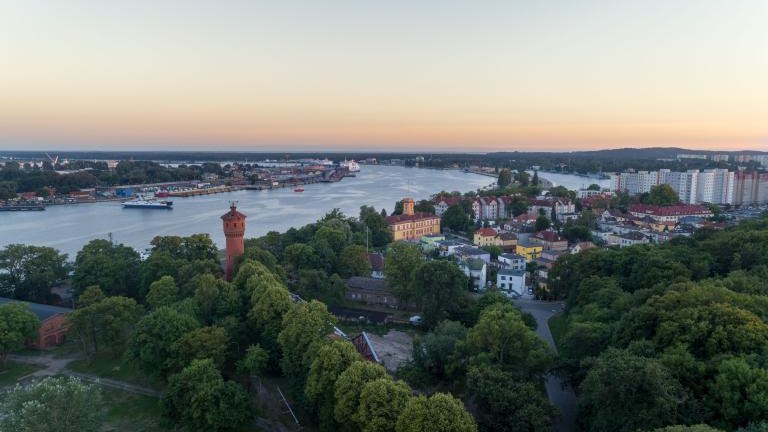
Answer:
514, 299, 577, 432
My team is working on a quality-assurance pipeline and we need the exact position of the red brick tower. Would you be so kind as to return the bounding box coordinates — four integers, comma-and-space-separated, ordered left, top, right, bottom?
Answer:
221, 202, 246, 281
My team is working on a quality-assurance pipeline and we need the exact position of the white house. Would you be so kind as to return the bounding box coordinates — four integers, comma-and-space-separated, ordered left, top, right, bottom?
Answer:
497, 269, 527, 296
497, 253, 526, 271
459, 258, 487, 292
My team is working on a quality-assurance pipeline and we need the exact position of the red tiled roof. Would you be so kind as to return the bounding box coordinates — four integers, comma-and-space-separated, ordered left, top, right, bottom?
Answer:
475, 227, 497, 237
533, 230, 565, 242
435, 196, 461, 206
385, 212, 440, 224
629, 204, 712, 217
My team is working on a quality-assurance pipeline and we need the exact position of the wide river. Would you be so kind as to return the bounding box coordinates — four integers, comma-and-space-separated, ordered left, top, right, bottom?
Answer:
0, 166, 497, 257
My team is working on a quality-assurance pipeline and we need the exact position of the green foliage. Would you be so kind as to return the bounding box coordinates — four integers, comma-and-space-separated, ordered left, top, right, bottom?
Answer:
413, 260, 469, 328
68, 295, 143, 357
383, 242, 423, 305
642, 184, 680, 206
654, 426, 723, 432
464, 303, 552, 378
357, 378, 412, 432
296, 269, 347, 305
442, 204, 473, 232
168, 326, 229, 372
708, 357, 768, 430
73, 239, 141, 299
360, 205, 393, 247
162, 358, 251, 432
0, 244, 68, 302
146, 275, 178, 309
412, 320, 467, 380
395, 393, 477, 432
467, 364, 557, 432
278, 300, 335, 391
334, 361, 389, 431
305, 340, 362, 431
0, 376, 103, 432
497, 169, 512, 188
534, 215, 551, 231
578, 348, 686, 432
127, 306, 200, 379
0, 303, 39, 367
238, 344, 268, 376
338, 244, 372, 278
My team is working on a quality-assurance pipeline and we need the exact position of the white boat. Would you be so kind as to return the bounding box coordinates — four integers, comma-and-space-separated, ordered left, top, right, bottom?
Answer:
341, 159, 361, 172
122, 194, 173, 209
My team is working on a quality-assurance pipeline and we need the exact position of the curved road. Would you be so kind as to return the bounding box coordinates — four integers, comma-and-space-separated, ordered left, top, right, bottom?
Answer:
514, 299, 577, 432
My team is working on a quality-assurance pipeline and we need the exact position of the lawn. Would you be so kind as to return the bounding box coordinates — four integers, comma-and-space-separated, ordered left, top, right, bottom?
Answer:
67, 353, 160, 389
0, 361, 45, 386
548, 313, 569, 353
100, 387, 170, 432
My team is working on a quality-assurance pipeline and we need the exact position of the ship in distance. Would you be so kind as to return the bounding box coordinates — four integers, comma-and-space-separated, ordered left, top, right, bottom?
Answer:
340, 159, 361, 172
122, 194, 173, 209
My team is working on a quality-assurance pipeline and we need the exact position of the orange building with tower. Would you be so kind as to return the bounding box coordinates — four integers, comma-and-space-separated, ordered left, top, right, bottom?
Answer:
386, 197, 441, 241
221, 202, 247, 280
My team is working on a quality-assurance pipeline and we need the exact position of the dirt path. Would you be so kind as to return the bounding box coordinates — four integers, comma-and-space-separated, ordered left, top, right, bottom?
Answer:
7, 353, 159, 397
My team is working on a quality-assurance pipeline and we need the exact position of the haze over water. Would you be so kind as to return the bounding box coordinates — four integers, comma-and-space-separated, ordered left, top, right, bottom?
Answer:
1, 166, 496, 257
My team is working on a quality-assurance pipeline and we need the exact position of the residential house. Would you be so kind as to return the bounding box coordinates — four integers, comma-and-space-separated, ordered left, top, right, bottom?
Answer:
470, 198, 482, 222
497, 232, 518, 252
434, 196, 461, 217
459, 258, 487, 292
345, 277, 402, 308
569, 241, 597, 254
531, 230, 568, 251
0, 298, 71, 349
515, 239, 543, 262
480, 196, 499, 220
498, 253, 526, 271
619, 231, 649, 248
368, 253, 384, 279
628, 204, 713, 224
553, 199, 576, 219
473, 227, 500, 247
437, 239, 469, 257
497, 269, 527, 296
454, 245, 492, 263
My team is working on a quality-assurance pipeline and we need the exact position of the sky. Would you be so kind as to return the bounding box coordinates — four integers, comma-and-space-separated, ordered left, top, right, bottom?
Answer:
1, 0, 767, 152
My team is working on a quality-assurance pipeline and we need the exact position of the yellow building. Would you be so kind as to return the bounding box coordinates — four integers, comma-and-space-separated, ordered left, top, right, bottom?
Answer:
386, 197, 441, 241
473, 227, 501, 247
515, 240, 543, 262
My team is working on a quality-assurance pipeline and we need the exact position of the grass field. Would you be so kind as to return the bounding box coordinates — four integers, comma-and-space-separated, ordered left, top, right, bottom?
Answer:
68, 353, 160, 389
100, 387, 170, 432
548, 313, 569, 353
0, 361, 45, 386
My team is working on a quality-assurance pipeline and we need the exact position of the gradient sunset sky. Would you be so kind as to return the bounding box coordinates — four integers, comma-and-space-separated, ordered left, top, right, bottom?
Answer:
1, 1, 766, 152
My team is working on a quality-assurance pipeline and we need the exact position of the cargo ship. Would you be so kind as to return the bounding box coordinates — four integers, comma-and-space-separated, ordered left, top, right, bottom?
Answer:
122, 194, 173, 209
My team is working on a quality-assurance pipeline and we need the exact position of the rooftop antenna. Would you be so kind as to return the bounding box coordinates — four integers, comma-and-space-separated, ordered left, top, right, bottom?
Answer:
229, 200, 238, 209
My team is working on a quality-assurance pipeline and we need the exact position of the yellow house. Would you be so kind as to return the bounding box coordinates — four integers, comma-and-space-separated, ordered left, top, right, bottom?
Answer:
473, 228, 501, 247
515, 240, 543, 262
386, 197, 441, 241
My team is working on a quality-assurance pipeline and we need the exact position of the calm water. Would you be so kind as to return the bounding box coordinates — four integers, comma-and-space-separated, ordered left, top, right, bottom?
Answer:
533, 171, 611, 191
0, 166, 495, 257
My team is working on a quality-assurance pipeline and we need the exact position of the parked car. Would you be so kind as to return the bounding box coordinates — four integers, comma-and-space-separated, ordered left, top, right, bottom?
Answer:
409, 315, 422, 325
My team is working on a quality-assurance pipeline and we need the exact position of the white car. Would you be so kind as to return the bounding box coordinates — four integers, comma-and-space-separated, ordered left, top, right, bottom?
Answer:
409, 315, 422, 325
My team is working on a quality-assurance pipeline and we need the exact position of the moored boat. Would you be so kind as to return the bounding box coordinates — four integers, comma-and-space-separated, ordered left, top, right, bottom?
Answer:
294, 188, 305, 192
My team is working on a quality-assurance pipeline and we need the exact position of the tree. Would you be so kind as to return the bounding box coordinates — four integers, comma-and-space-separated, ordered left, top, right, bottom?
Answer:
296, 269, 346, 306
413, 261, 468, 329
395, 393, 477, 432
0, 303, 39, 367
168, 326, 230, 372
465, 303, 552, 378
442, 205, 472, 232
497, 169, 512, 188
238, 344, 268, 377
643, 184, 680, 206
535, 216, 551, 232
127, 306, 200, 378
481, 245, 503, 261
72, 239, 141, 298
357, 378, 412, 432
0, 180, 17, 199
146, 275, 178, 309
0, 377, 103, 432
0, 244, 68, 302
412, 320, 467, 379
334, 361, 389, 431
305, 340, 362, 431
360, 206, 393, 247
532, 171, 539, 186
578, 348, 686, 432
467, 364, 557, 432
415, 199, 436, 214
284, 243, 318, 272
383, 242, 423, 305
68, 295, 143, 357
708, 357, 768, 430
587, 183, 601, 191
338, 244, 372, 278
248, 279, 292, 365
278, 300, 335, 391
162, 358, 251, 432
